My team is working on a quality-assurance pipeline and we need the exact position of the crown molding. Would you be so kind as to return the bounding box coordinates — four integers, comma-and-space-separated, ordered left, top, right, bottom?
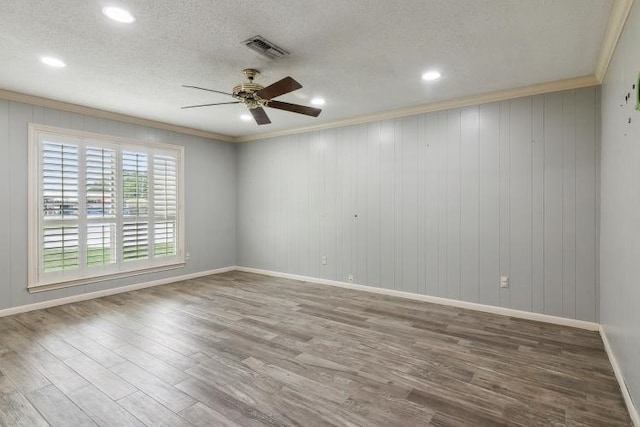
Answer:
0, 88, 235, 142
235, 74, 599, 142
0, 74, 601, 144
595, 0, 634, 83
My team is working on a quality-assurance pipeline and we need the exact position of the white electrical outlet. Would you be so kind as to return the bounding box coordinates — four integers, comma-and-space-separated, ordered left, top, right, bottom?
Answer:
321, 255, 327, 265
500, 275, 509, 288
186, 252, 191, 261
348, 274, 354, 283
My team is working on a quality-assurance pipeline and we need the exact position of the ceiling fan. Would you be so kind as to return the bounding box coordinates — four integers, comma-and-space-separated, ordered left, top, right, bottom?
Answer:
182, 69, 322, 125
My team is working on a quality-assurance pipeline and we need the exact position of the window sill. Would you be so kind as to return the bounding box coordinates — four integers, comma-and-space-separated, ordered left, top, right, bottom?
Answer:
28, 262, 186, 293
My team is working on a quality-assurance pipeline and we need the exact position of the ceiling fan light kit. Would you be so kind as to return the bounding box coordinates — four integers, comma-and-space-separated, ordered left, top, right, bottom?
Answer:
182, 69, 322, 125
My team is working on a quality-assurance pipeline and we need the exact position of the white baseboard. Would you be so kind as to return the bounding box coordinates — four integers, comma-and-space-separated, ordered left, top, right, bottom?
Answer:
600, 326, 640, 427
0, 266, 236, 318
235, 266, 600, 331
1, 264, 600, 330
1, 264, 601, 332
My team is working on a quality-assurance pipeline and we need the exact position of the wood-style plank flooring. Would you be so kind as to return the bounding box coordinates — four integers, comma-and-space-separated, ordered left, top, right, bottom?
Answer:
0, 271, 632, 426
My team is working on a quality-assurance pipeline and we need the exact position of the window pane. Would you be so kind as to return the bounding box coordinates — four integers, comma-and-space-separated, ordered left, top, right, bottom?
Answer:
87, 223, 116, 266
123, 221, 148, 261
122, 151, 148, 216
42, 142, 79, 218
86, 147, 117, 218
154, 221, 176, 257
43, 226, 79, 271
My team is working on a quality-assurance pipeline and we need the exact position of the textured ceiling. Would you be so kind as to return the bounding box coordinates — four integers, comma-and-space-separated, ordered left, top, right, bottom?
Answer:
0, 0, 613, 138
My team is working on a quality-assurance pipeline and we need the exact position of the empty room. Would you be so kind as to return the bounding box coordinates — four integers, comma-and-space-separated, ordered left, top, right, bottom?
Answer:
0, 0, 639, 425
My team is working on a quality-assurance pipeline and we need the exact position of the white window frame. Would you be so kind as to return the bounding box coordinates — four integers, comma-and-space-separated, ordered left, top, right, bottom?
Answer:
28, 123, 185, 292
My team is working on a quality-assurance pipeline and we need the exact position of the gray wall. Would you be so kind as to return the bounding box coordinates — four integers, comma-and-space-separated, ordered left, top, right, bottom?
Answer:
600, 0, 640, 411
238, 87, 600, 322
0, 100, 236, 310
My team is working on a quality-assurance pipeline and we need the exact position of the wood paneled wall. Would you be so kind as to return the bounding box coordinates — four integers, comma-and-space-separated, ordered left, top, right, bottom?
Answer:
0, 100, 236, 310
600, 0, 640, 414
238, 87, 600, 321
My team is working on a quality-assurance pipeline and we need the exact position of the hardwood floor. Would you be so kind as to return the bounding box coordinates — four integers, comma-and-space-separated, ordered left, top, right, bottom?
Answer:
0, 271, 631, 426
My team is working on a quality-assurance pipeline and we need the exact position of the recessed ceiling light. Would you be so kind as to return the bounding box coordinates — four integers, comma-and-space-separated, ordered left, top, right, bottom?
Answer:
240, 114, 252, 121
422, 71, 441, 81
102, 6, 135, 23
41, 57, 66, 68
311, 97, 325, 106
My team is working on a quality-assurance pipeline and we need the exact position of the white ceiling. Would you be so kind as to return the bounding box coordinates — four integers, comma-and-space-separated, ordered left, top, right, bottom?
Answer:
0, 0, 614, 138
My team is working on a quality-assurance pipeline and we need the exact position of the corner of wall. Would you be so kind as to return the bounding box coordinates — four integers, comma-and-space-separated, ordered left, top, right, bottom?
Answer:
233, 141, 240, 267
600, 325, 640, 426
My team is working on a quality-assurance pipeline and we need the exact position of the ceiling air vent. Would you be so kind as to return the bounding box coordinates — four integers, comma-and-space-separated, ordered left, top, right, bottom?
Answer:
241, 35, 289, 59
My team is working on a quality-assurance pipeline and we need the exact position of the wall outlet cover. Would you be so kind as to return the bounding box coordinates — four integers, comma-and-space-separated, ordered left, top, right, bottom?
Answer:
500, 276, 510, 288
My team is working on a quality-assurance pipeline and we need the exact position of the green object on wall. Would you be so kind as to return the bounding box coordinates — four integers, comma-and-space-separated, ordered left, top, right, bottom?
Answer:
637, 72, 640, 111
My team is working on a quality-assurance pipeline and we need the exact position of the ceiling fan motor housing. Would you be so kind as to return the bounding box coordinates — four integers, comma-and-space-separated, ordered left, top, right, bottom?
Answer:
232, 69, 265, 109
233, 82, 264, 108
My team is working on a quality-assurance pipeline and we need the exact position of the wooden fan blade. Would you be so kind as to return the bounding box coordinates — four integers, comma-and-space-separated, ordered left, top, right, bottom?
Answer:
181, 101, 241, 109
182, 85, 234, 97
255, 77, 302, 100
267, 100, 322, 117
250, 107, 271, 125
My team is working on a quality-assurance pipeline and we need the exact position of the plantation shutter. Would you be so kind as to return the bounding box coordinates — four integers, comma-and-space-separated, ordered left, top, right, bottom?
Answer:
153, 154, 177, 257
41, 141, 80, 272
86, 147, 117, 218
122, 151, 149, 261
86, 147, 117, 266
